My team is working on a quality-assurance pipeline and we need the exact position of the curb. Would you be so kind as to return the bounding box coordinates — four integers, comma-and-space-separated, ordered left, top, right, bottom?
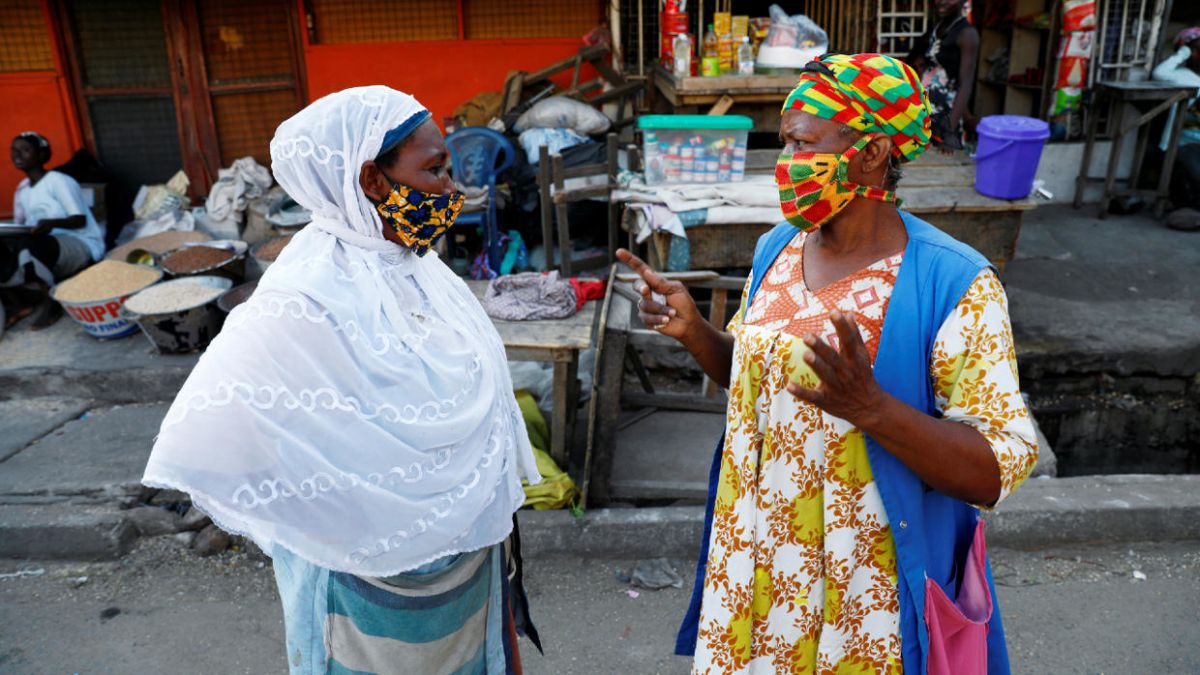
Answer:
3, 475, 1198, 562
518, 474, 1200, 559
0, 502, 136, 561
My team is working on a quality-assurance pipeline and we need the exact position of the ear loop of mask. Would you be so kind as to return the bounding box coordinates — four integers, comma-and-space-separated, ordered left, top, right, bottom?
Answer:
833, 134, 901, 207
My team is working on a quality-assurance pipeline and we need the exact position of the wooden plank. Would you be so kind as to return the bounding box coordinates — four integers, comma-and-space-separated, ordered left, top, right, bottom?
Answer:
589, 293, 633, 504
703, 287, 728, 398
615, 271, 719, 283
524, 45, 610, 86
685, 222, 773, 269
538, 145, 554, 272
655, 64, 797, 94
708, 94, 735, 115
581, 265, 618, 506
553, 184, 610, 203
561, 163, 608, 179
898, 164, 978, 188
552, 154, 572, 276
690, 276, 749, 291
899, 186, 1037, 213
606, 133, 620, 265
550, 357, 579, 467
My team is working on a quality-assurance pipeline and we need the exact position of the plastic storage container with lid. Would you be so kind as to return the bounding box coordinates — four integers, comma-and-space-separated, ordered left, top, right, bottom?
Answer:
973, 115, 1050, 200
638, 114, 754, 185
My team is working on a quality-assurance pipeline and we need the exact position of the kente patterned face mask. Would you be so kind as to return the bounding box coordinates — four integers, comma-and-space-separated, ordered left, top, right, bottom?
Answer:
776, 134, 898, 232
374, 182, 465, 256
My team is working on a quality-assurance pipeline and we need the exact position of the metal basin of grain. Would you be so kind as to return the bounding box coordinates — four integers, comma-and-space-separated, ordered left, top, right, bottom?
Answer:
217, 280, 259, 314
50, 260, 164, 339
121, 276, 233, 353
247, 234, 293, 280
160, 241, 248, 281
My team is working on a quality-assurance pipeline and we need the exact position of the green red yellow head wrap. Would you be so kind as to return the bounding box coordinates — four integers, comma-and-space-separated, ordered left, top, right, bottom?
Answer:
783, 53, 933, 162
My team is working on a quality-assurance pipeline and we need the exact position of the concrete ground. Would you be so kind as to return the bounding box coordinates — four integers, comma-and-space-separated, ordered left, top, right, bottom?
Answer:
1005, 203, 1200, 378
1, 537, 1197, 675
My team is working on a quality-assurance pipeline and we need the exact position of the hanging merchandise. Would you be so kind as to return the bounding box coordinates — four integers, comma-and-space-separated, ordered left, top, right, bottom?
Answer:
1051, 0, 1096, 118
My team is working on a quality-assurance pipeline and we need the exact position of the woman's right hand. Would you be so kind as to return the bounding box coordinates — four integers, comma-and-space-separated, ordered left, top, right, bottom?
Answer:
616, 248, 703, 344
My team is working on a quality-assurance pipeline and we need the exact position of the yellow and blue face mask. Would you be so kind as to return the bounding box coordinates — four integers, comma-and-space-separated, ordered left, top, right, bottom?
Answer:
374, 183, 465, 257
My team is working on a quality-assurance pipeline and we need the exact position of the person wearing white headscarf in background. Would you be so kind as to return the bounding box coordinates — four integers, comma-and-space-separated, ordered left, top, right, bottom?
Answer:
142, 87, 542, 674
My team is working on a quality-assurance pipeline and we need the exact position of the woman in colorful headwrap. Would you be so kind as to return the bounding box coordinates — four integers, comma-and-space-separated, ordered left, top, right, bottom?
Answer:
1152, 27, 1200, 230
618, 53, 1038, 674
142, 87, 541, 674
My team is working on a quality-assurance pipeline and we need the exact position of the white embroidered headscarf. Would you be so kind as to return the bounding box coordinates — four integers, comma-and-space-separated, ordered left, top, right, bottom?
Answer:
143, 86, 540, 576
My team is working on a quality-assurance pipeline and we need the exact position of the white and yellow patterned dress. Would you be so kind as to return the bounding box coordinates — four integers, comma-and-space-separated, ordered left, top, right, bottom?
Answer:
693, 231, 1038, 674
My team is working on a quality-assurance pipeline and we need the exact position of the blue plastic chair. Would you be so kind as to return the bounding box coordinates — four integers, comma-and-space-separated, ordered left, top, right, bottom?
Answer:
445, 127, 514, 274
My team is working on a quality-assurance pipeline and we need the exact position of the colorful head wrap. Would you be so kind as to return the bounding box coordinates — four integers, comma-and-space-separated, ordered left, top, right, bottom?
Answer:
1176, 27, 1200, 47
782, 53, 933, 162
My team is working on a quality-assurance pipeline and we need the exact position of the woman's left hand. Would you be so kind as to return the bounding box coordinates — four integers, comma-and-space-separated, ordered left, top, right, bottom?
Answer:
786, 310, 888, 430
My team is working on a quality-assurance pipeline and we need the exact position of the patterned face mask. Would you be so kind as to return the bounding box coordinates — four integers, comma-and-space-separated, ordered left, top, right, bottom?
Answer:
374, 182, 465, 256
776, 134, 897, 232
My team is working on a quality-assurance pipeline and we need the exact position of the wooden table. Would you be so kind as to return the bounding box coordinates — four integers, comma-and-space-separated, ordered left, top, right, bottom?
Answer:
1073, 81, 1196, 218
650, 65, 798, 131
467, 281, 596, 467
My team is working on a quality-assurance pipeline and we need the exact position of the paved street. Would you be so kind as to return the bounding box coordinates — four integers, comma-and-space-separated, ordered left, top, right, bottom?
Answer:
1, 537, 1197, 674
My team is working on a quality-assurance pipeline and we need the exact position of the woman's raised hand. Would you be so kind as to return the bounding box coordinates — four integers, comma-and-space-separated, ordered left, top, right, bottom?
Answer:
616, 249, 701, 344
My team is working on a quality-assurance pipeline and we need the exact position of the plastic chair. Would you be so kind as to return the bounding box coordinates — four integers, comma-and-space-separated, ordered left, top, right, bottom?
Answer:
445, 127, 514, 274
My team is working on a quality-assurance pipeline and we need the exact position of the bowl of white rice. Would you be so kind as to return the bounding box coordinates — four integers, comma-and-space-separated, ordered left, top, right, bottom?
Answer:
121, 275, 233, 354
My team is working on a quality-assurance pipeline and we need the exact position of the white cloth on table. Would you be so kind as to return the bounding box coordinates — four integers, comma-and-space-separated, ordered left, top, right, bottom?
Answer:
13, 170, 105, 261
1151, 45, 1200, 152
143, 86, 540, 577
613, 173, 782, 213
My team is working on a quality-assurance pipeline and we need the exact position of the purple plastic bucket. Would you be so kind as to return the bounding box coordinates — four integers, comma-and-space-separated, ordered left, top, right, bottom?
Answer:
973, 115, 1050, 200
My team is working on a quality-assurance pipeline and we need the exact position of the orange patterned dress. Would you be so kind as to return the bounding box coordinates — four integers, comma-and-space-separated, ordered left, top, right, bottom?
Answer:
693, 230, 1038, 674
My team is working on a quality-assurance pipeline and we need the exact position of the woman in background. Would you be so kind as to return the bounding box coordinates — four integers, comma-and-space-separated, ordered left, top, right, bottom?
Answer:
4, 131, 105, 328
909, 0, 980, 152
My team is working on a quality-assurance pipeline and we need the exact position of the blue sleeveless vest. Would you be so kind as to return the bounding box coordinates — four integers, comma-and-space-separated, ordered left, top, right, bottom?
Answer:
674, 212, 1010, 674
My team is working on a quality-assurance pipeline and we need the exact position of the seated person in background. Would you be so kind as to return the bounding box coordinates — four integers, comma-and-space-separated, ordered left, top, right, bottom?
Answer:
3, 132, 105, 328
1152, 27, 1200, 231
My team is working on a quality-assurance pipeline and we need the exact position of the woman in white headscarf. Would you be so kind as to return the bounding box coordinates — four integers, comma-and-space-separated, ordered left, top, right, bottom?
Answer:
142, 87, 542, 674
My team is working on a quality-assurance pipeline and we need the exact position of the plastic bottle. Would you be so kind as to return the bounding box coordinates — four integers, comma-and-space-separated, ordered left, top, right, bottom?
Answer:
737, 36, 754, 76
673, 33, 692, 79
702, 24, 720, 77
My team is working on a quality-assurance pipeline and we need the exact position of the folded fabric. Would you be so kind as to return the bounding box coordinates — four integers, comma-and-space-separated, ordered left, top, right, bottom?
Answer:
483, 271, 578, 320
568, 278, 606, 310
614, 173, 782, 212
518, 128, 590, 165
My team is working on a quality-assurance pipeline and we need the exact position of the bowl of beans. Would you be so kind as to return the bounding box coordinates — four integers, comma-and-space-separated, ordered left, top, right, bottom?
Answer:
160, 241, 248, 281
121, 275, 234, 353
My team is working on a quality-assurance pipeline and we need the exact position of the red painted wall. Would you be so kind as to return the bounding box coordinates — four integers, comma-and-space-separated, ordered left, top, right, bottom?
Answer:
303, 38, 599, 126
